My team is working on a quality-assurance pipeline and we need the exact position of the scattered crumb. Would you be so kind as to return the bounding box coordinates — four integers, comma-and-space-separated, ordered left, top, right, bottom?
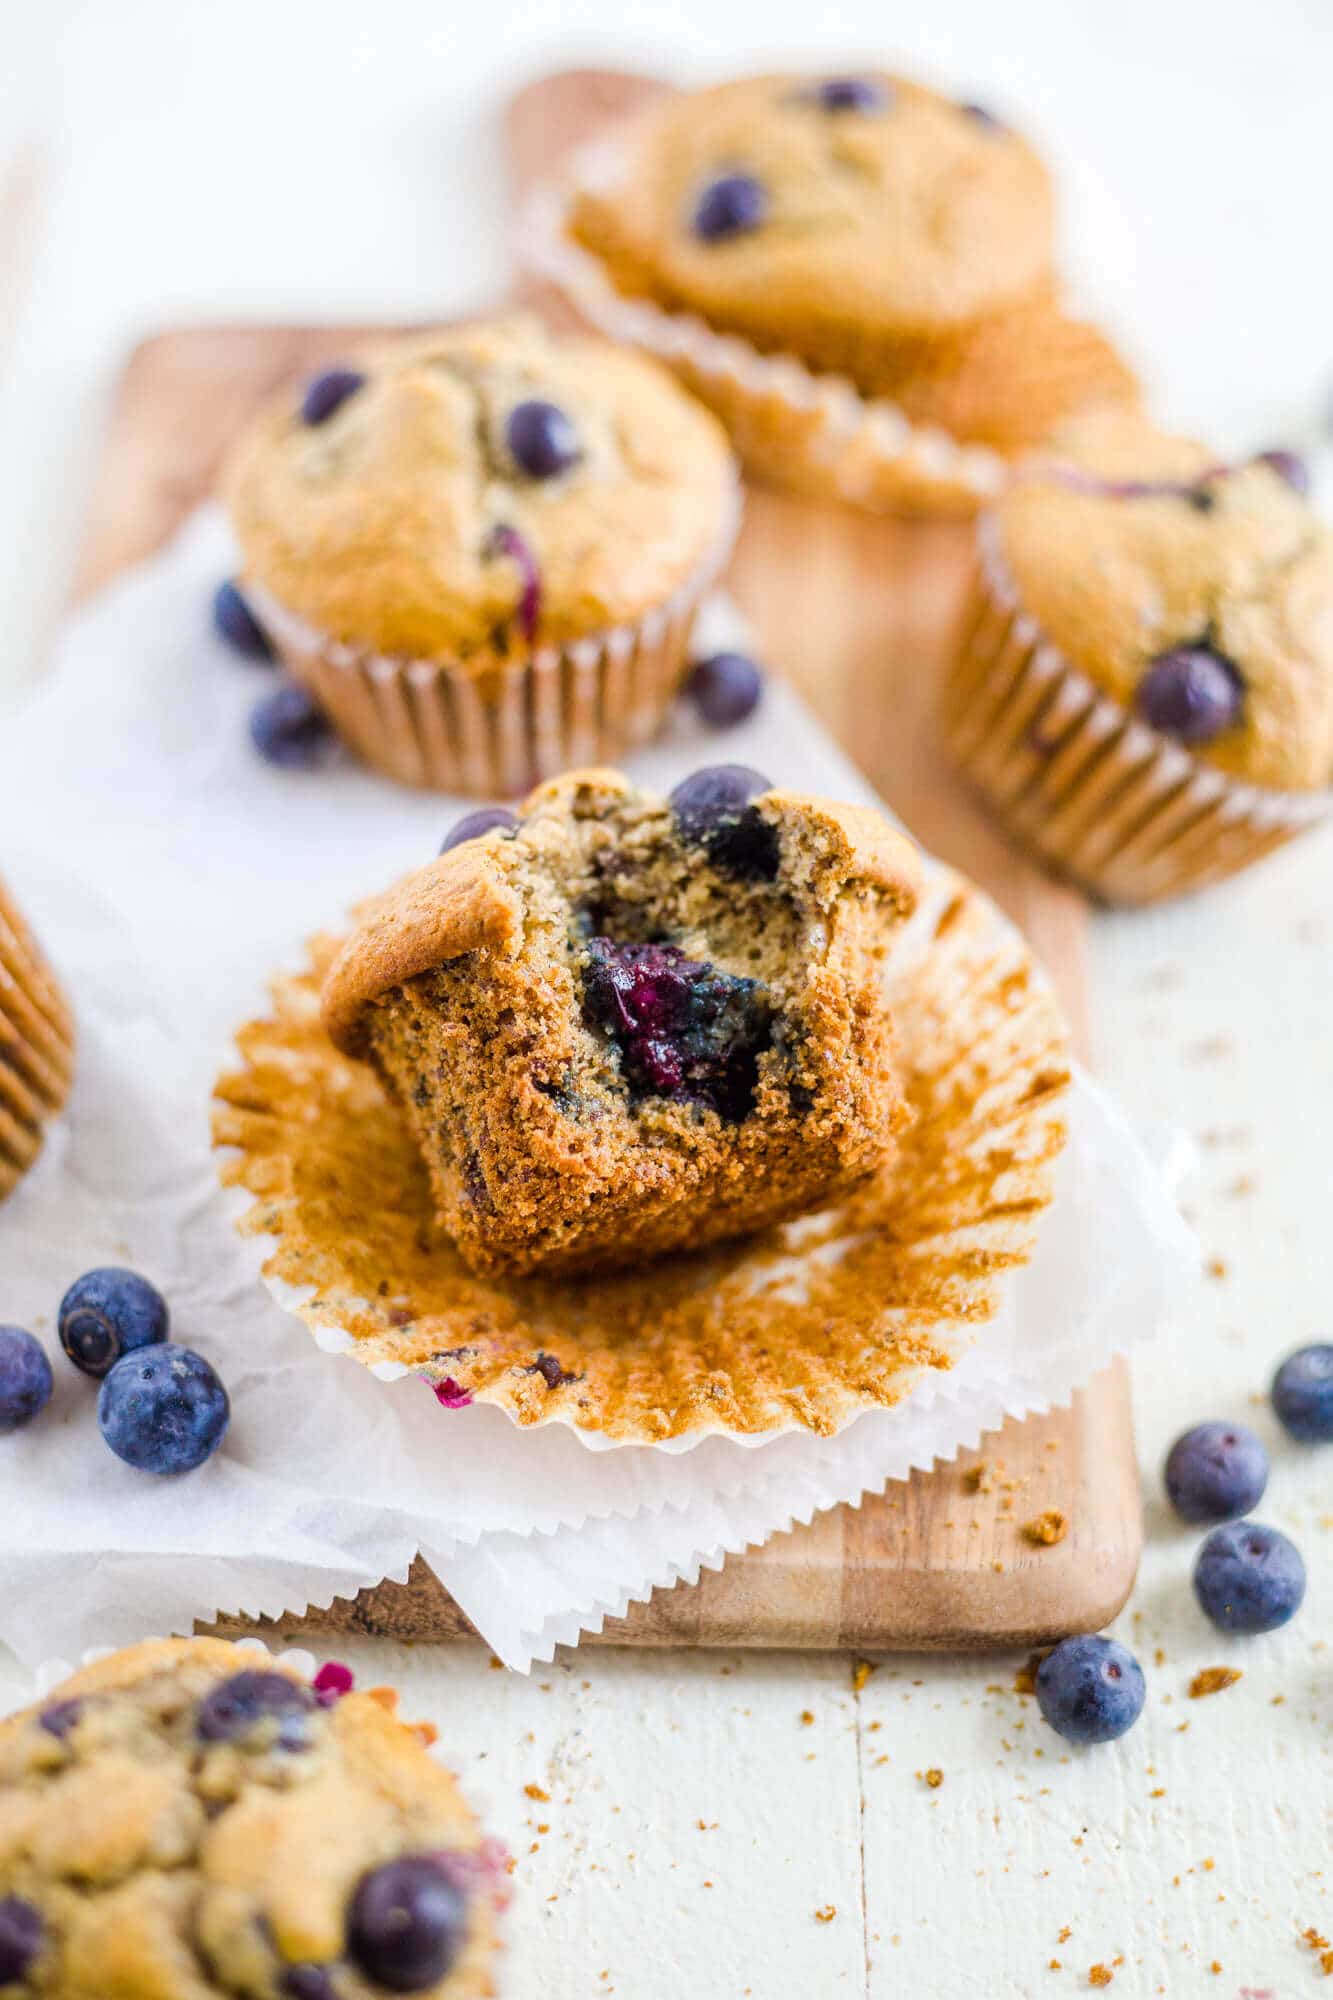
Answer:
851, 1660, 875, 1693
1089, 1965, 1113, 1988
1206, 1256, 1228, 1281
1302, 1928, 1330, 1952
1154, 1648, 1166, 1667
524, 1783, 550, 1802
992, 1560, 1005, 1573
1189, 1667, 1242, 1699
488, 1657, 503, 1671
1202, 1858, 1215, 1872
1271, 1694, 1285, 1706
799, 1710, 814, 1726
922, 1768, 944, 1789
1209, 1964, 1222, 1976
1058, 1928, 1072, 1944
1023, 1509, 1068, 1547
814, 1906, 836, 1924
963, 1463, 992, 1493
1049, 1961, 1062, 1972
1150, 1788, 1166, 1798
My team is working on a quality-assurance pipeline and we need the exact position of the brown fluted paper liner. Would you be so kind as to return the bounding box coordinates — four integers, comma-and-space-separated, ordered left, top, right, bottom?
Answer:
0, 880, 75, 1201
245, 487, 740, 799
213, 863, 1070, 1446
943, 516, 1331, 905
516, 160, 1006, 520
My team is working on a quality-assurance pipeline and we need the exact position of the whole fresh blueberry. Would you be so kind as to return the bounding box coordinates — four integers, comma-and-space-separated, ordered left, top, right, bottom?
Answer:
1254, 447, 1310, 498
0, 1898, 42, 1984
505, 400, 580, 480
439, 806, 520, 855
0, 1327, 53, 1436
58, 1266, 169, 1380
283, 1969, 339, 2000
1034, 1634, 1146, 1745
1163, 1420, 1269, 1524
301, 368, 366, 426
811, 76, 889, 113
1135, 645, 1244, 746
97, 1343, 230, 1475
668, 765, 780, 879
960, 102, 1004, 130
1193, 1519, 1306, 1634
685, 651, 765, 729
693, 173, 768, 243
1271, 1343, 1333, 1443
197, 1670, 314, 1752
250, 683, 337, 770
212, 580, 274, 662
348, 1856, 468, 1992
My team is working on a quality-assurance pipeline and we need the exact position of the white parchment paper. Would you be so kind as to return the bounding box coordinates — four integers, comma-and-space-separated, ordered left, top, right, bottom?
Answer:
0, 509, 1197, 1668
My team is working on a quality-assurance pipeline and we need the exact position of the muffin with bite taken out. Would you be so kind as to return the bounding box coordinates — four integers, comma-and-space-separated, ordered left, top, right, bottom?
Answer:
320, 766, 922, 1278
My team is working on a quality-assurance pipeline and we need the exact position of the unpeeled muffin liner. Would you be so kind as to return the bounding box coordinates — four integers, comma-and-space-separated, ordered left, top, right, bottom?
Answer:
243, 481, 741, 799
515, 131, 1009, 519
0, 878, 75, 1202
943, 512, 1332, 906
213, 855, 1071, 1448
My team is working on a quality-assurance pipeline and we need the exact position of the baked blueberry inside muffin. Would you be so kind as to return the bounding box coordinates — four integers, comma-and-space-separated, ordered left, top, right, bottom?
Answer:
321, 767, 921, 1278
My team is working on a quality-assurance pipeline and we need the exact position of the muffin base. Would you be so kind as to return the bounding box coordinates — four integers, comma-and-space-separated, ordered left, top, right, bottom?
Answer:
942, 516, 1331, 905
214, 862, 1070, 1445
0, 880, 75, 1201
244, 482, 740, 798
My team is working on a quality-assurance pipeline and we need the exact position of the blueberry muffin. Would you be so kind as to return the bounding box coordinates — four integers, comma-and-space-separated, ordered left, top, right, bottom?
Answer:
0, 880, 74, 1205
552, 73, 1136, 512
945, 416, 1333, 901
320, 766, 921, 1278
222, 317, 739, 794
0, 1638, 502, 1998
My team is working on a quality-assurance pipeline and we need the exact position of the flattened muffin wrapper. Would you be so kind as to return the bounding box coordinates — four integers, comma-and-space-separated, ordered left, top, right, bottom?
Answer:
943, 514, 1331, 906
244, 480, 741, 799
215, 857, 1074, 1448
516, 139, 1006, 519
0, 877, 75, 1203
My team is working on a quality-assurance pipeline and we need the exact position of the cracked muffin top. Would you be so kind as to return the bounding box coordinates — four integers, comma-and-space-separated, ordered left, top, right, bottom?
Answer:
990, 416, 1333, 790
567, 72, 1055, 345
0, 1638, 502, 1999
223, 317, 737, 665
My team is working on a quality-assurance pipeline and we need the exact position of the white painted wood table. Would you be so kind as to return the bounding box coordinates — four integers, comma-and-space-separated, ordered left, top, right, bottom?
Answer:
2, 6, 1329, 1994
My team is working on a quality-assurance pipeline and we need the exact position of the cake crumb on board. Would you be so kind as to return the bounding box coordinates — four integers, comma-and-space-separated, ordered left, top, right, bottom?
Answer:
1023, 1508, 1068, 1546
1189, 1667, 1242, 1698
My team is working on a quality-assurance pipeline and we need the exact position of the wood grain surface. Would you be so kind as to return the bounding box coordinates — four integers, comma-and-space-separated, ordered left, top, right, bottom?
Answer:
83, 65, 1139, 1654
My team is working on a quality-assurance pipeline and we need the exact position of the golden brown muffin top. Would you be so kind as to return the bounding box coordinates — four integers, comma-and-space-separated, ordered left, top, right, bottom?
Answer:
224, 318, 737, 663
321, 767, 921, 1057
990, 415, 1333, 791
569, 72, 1054, 343
0, 1638, 500, 1999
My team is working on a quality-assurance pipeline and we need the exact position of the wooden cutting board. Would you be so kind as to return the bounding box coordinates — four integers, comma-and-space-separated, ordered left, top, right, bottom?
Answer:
71, 67, 1140, 1654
